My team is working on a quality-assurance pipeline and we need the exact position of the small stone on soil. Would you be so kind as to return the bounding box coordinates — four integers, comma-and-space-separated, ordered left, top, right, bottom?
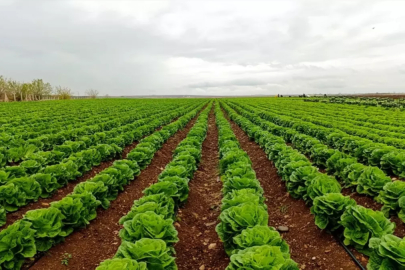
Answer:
277, 225, 289, 232
205, 221, 216, 227
208, 243, 217, 249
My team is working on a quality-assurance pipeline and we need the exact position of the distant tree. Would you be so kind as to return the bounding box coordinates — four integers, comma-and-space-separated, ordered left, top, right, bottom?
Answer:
31, 79, 53, 100
7, 80, 22, 101
55, 86, 73, 100
86, 89, 99, 99
0, 76, 10, 102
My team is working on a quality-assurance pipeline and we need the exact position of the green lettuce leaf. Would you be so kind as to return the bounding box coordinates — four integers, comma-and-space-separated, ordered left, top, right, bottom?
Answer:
96, 258, 147, 270
341, 205, 395, 253
310, 193, 356, 231
232, 225, 290, 256
368, 234, 405, 270
226, 245, 299, 270
0, 220, 36, 270
23, 207, 70, 252
119, 211, 178, 245
115, 239, 176, 269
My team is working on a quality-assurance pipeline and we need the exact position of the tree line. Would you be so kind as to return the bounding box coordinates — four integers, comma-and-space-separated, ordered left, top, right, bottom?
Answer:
0, 75, 99, 102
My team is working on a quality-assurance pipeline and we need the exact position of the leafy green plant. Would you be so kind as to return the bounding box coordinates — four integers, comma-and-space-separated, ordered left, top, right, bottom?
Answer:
96, 258, 147, 270
0, 183, 27, 211
356, 167, 392, 197
232, 225, 290, 255
119, 194, 176, 224
119, 211, 178, 245
145, 176, 189, 203
114, 239, 176, 269
61, 253, 72, 266
226, 245, 298, 270
368, 234, 405, 270
221, 188, 265, 211
286, 165, 318, 199
73, 181, 110, 209
0, 206, 5, 226
0, 220, 36, 270
23, 207, 70, 251
377, 181, 405, 219
341, 205, 395, 253
222, 176, 263, 195
310, 193, 356, 231
304, 174, 341, 202
216, 203, 268, 254
31, 173, 59, 198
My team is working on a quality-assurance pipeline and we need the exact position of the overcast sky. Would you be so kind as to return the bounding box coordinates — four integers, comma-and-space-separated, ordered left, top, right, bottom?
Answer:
1, 0, 405, 96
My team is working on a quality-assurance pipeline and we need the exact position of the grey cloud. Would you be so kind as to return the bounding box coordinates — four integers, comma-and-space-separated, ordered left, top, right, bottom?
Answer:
188, 78, 267, 88
0, 0, 404, 96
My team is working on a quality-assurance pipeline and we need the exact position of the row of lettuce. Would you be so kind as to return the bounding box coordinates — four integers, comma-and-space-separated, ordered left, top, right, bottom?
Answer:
0, 103, 200, 226
249, 101, 405, 178
283, 98, 405, 135
0, 101, 190, 167
221, 101, 405, 270
0, 103, 206, 270
255, 98, 405, 147
96, 103, 212, 269
214, 103, 299, 269
252, 100, 405, 160
273, 98, 405, 131
228, 101, 405, 223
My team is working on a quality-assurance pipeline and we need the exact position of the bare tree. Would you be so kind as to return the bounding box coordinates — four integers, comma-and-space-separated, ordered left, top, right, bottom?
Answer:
55, 86, 73, 99
7, 80, 22, 101
0, 76, 10, 102
86, 89, 99, 99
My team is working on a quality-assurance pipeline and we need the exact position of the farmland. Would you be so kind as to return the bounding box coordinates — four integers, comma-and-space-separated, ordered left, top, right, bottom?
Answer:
1, 98, 405, 270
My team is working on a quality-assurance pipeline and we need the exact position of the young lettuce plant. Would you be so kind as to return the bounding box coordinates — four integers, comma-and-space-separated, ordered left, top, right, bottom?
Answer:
368, 234, 405, 270
221, 188, 265, 211
119, 211, 178, 245
114, 238, 176, 270
376, 181, 405, 219
23, 207, 71, 252
226, 245, 299, 270
304, 174, 342, 203
356, 167, 392, 197
310, 193, 356, 231
340, 205, 395, 254
232, 225, 290, 255
0, 206, 5, 226
216, 203, 268, 255
96, 258, 147, 270
119, 194, 176, 224
0, 220, 36, 270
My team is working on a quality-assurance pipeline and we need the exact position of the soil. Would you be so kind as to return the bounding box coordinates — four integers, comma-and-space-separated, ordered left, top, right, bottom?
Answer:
224, 111, 360, 270
175, 108, 229, 270
352, 94, 405, 99
27, 113, 201, 270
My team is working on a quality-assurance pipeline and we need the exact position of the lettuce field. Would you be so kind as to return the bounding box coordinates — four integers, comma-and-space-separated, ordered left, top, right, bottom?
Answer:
0, 98, 405, 270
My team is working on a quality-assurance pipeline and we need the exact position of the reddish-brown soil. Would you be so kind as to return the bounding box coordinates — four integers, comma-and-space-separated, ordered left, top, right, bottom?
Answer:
225, 112, 360, 270
353, 93, 405, 99
175, 108, 229, 270
28, 114, 200, 270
